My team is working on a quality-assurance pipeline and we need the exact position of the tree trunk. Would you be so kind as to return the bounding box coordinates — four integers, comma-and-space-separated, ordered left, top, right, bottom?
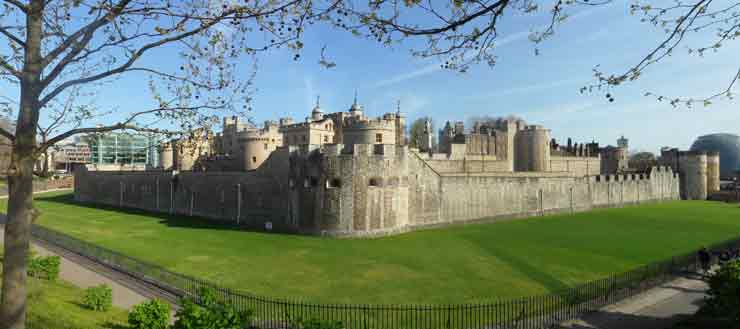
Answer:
1, 1, 43, 328
0, 149, 35, 329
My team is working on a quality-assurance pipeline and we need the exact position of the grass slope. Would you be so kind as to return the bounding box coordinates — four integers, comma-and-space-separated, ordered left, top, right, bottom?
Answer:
8, 191, 740, 304
0, 251, 128, 329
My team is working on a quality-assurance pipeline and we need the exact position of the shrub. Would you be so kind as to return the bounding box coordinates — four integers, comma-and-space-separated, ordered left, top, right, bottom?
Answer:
172, 287, 253, 329
82, 284, 113, 312
128, 299, 170, 329
289, 317, 345, 329
700, 259, 740, 327
27, 255, 61, 281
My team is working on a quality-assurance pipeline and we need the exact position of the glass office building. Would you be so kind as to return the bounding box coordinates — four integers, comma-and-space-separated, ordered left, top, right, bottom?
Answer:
85, 132, 159, 167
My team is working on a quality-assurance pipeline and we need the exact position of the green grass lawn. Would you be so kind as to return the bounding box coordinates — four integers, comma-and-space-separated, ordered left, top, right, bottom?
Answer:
0, 250, 128, 329
7, 191, 740, 305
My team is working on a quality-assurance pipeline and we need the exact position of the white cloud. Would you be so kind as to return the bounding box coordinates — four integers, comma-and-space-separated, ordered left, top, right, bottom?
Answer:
373, 31, 531, 89
465, 77, 584, 101
373, 5, 610, 89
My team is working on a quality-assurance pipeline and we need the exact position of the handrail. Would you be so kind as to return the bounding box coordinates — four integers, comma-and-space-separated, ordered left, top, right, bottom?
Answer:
28, 223, 740, 329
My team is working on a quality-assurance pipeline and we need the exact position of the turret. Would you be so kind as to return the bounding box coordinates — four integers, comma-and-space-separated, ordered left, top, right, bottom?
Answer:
678, 151, 708, 200
311, 96, 323, 121
349, 91, 363, 118
706, 151, 720, 193
395, 100, 406, 145
514, 125, 551, 172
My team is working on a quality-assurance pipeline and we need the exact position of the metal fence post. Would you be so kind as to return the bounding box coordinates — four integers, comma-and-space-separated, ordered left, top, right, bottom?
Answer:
236, 184, 241, 225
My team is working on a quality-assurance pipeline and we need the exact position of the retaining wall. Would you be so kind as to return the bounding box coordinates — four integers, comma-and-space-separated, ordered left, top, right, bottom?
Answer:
74, 147, 681, 238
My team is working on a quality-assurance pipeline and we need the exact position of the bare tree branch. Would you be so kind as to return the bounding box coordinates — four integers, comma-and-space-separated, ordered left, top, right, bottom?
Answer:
39, 18, 224, 108
0, 126, 15, 141
0, 26, 25, 47
41, 0, 132, 68
2, 0, 28, 14
0, 56, 20, 78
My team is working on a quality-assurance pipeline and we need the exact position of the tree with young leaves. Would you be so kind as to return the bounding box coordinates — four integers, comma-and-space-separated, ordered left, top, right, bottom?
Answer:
0, 0, 737, 328
0, 1, 319, 328
408, 116, 434, 149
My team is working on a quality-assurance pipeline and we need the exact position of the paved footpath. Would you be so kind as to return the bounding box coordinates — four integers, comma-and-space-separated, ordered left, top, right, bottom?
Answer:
0, 189, 153, 310
559, 274, 708, 329
0, 190, 711, 326
0, 225, 152, 310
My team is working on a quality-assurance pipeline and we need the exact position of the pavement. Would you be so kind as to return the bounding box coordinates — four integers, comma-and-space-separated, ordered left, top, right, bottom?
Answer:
0, 217, 151, 310
0, 189, 715, 327
559, 274, 709, 329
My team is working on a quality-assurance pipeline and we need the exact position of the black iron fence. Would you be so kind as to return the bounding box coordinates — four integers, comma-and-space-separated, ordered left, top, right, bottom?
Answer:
30, 225, 740, 329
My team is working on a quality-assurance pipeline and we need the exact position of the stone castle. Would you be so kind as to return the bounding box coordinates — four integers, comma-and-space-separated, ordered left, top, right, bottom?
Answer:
75, 97, 716, 237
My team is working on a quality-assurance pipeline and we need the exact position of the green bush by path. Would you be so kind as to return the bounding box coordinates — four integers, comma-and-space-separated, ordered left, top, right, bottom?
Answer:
27, 255, 60, 281
0, 248, 128, 329
8, 191, 740, 304
128, 299, 171, 329
82, 284, 113, 311
172, 287, 253, 329
700, 259, 740, 327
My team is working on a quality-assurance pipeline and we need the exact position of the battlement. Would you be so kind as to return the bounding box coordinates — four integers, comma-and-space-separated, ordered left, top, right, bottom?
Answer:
289, 143, 408, 159
344, 115, 396, 130
522, 124, 546, 131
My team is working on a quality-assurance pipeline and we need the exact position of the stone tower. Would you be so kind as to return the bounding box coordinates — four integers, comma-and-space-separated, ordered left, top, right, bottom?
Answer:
678, 151, 708, 200
514, 125, 551, 172
617, 135, 628, 149
706, 151, 720, 193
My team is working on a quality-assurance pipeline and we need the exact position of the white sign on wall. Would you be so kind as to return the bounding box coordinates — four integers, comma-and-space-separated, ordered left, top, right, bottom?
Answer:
265, 221, 273, 231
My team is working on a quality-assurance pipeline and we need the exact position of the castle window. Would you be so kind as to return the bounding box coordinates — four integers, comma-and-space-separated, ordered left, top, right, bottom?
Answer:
325, 124, 328, 130
264, 143, 268, 150
369, 177, 382, 187
324, 135, 329, 143
376, 133, 382, 143
327, 178, 341, 188
252, 156, 257, 163
302, 135, 306, 142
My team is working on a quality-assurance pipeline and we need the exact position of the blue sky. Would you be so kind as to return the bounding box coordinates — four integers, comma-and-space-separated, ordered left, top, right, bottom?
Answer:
3, 1, 739, 153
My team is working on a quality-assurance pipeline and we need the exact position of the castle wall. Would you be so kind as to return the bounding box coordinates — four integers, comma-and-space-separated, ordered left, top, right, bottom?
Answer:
75, 145, 681, 238
549, 156, 601, 176
75, 148, 294, 231
423, 158, 511, 173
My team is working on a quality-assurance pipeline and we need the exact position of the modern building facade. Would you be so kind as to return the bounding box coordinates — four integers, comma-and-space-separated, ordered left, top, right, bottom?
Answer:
85, 131, 158, 169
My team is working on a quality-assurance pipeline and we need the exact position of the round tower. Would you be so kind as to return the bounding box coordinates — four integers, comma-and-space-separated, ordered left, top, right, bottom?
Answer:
158, 142, 173, 170
678, 151, 708, 200
706, 151, 720, 193
239, 131, 270, 171
514, 125, 551, 172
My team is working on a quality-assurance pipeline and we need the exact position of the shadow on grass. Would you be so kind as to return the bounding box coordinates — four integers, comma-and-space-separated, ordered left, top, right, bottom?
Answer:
469, 240, 571, 293
68, 300, 92, 310
35, 193, 278, 234
101, 321, 129, 329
